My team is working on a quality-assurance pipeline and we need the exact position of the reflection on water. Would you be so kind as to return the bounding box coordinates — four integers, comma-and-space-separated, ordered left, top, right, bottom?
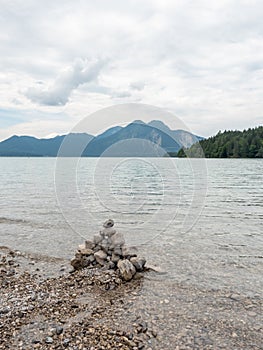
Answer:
0, 157, 262, 296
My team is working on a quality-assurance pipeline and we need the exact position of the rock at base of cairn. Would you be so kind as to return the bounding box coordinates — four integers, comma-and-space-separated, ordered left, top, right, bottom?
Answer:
70, 219, 147, 282
117, 259, 136, 281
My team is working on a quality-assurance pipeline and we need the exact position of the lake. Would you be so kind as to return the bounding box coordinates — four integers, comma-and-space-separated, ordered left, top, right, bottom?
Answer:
0, 157, 262, 296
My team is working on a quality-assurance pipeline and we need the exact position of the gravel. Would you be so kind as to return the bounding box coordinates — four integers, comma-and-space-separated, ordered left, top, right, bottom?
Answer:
0, 247, 262, 349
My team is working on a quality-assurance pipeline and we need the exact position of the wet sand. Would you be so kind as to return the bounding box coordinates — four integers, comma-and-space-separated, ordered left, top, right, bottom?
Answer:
0, 247, 262, 349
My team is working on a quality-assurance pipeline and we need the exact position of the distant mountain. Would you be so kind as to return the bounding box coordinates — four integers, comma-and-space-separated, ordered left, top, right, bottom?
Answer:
177, 126, 263, 158
83, 121, 182, 156
0, 120, 203, 157
0, 133, 94, 157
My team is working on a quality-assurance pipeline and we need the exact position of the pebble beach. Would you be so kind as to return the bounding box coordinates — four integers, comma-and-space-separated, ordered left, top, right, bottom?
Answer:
0, 246, 262, 350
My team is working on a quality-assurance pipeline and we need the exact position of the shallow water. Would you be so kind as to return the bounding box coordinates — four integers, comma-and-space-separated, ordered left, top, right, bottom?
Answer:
0, 157, 262, 296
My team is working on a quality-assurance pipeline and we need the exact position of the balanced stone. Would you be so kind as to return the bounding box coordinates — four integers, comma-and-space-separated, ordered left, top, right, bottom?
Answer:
100, 238, 110, 253
103, 219, 114, 228
117, 259, 136, 281
101, 227, 116, 238
94, 250, 107, 265
110, 232, 125, 248
93, 234, 103, 245
70, 219, 147, 281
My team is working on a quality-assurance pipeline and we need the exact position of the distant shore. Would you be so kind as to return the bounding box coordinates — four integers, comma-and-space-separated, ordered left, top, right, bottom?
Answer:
0, 246, 262, 349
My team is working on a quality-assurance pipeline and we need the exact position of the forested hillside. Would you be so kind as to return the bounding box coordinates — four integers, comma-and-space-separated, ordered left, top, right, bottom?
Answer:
177, 126, 263, 158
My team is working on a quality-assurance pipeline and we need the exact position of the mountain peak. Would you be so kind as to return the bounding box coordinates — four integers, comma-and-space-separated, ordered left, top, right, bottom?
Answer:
131, 120, 145, 125
148, 120, 171, 132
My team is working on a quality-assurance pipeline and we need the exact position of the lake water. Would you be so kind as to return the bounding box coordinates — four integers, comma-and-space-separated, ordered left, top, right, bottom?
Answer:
0, 157, 262, 296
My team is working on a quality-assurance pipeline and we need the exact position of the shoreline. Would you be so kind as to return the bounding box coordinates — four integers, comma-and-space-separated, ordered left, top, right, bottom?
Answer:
0, 246, 262, 349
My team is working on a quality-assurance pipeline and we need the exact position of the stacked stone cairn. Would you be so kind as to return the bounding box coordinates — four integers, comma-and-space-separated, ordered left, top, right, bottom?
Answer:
71, 219, 146, 281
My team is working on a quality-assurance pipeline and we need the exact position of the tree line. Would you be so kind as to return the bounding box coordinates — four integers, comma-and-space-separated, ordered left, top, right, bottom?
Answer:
176, 126, 263, 158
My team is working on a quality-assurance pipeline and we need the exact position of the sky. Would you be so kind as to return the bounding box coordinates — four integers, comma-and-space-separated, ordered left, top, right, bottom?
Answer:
0, 0, 262, 141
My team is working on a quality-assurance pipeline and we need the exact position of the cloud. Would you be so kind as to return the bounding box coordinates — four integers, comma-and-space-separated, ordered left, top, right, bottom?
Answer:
0, 0, 263, 138
130, 81, 145, 91
25, 58, 107, 106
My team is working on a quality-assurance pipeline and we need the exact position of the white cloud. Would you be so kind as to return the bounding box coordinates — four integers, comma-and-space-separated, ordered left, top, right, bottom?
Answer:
25, 58, 107, 106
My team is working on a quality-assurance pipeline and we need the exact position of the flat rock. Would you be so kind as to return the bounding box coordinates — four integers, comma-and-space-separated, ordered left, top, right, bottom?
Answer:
144, 264, 166, 274
78, 248, 94, 256
117, 259, 136, 281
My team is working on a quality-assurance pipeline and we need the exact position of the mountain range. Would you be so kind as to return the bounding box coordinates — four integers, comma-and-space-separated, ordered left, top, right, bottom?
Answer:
0, 120, 203, 157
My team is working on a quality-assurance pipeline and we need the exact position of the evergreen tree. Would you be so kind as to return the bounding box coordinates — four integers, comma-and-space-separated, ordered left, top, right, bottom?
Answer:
176, 126, 263, 158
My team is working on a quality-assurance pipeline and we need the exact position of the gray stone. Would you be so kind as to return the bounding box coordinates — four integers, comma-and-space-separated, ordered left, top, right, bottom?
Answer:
86, 254, 95, 263
94, 250, 107, 265
93, 234, 102, 245
108, 261, 115, 269
113, 246, 123, 256
0, 307, 10, 315
133, 272, 144, 280
56, 326, 63, 335
110, 232, 125, 248
93, 245, 101, 252
45, 337, 53, 344
101, 227, 116, 237
63, 339, 70, 346
70, 258, 82, 270
85, 240, 94, 249
117, 259, 136, 281
122, 245, 138, 258
81, 257, 90, 267
75, 252, 82, 259
103, 219, 114, 228
130, 257, 146, 272
111, 253, 120, 263
100, 238, 110, 253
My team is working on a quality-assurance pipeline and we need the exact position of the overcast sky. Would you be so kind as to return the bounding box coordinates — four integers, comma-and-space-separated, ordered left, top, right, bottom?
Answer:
0, 0, 262, 140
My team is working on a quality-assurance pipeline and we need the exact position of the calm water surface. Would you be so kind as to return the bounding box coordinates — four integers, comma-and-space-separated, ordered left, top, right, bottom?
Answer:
0, 158, 262, 296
